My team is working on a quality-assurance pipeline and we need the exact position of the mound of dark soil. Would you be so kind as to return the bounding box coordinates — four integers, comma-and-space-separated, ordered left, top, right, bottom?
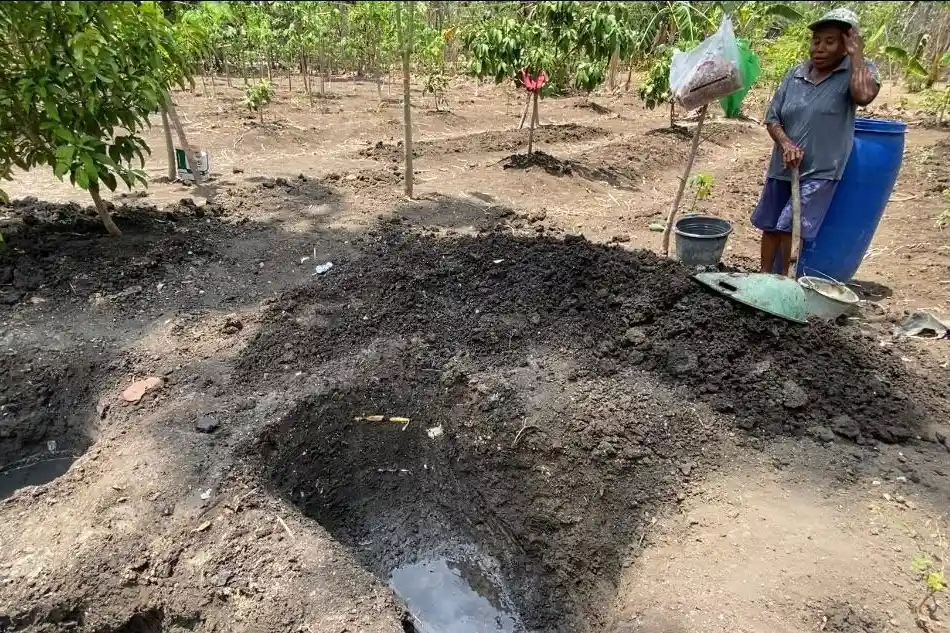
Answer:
358, 124, 609, 162
242, 226, 947, 445
248, 225, 948, 631
0, 198, 229, 305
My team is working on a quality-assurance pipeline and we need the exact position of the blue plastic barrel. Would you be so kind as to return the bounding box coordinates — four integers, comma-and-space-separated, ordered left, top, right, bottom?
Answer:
798, 118, 906, 282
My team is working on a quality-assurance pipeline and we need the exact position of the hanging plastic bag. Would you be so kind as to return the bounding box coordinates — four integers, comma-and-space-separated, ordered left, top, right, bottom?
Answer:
669, 16, 742, 111
719, 39, 761, 118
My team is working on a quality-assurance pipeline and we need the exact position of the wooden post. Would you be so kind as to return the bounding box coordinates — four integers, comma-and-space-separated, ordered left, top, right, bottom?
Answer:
164, 92, 203, 186
661, 105, 707, 257
527, 91, 539, 154
397, 1, 414, 198
160, 106, 175, 180
788, 167, 802, 278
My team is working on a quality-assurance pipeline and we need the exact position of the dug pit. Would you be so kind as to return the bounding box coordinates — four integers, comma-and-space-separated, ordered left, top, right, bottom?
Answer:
0, 347, 102, 500
258, 371, 722, 632
247, 223, 949, 631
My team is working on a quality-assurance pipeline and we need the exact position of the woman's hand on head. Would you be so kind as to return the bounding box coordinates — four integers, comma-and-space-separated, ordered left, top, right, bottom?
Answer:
843, 27, 863, 59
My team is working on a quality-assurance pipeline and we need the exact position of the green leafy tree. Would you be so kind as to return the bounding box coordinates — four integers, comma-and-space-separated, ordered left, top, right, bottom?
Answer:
461, 2, 635, 153
0, 1, 188, 235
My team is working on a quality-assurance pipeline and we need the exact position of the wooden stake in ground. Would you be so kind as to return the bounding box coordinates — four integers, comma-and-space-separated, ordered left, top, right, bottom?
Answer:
788, 166, 802, 278
164, 92, 203, 186
160, 106, 175, 181
396, 0, 414, 198
661, 104, 708, 257
527, 90, 539, 155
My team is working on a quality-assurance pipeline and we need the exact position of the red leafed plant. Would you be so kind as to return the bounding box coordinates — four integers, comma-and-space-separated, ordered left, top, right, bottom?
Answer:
520, 69, 548, 154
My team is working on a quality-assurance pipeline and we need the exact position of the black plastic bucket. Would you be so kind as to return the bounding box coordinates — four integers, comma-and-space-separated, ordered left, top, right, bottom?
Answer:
673, 215, 733, 267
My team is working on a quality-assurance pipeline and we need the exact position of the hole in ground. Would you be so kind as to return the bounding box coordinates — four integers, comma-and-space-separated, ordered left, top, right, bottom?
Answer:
0, 348, 101, 500
247, 222, 949, 630
257, 364, 714, 632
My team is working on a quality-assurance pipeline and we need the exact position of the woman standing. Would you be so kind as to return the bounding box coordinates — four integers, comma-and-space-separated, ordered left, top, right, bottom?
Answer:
751, 8, 880, 274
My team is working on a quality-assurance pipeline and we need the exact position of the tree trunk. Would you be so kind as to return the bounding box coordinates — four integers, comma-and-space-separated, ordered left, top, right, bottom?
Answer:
608, 46, 620, 90
267, 48, 273, 81
397, 1, 414, 198
164, 92, 203, 186
320, 45, 326, 96
259, 107, 263, 125
209, 59, 217, 98
198, 71, 207, 95
160, 106, 176, 180
624, 60, 634, 92
670, 101, 675, 128
301, 51, 313, 108
223, 53, 232, 87
89, 184, 121, 236
287, 61, 292, 92
519, 92, 531, 130
527, 91, 539, 154
661, 105, 707, 257
241, 51, 248, 86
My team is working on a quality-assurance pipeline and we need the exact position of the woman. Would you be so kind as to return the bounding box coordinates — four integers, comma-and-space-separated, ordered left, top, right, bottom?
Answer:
751, 8, 880, 274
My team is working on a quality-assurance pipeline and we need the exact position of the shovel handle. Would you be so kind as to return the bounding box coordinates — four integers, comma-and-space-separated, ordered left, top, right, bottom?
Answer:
788, 166, 801, 278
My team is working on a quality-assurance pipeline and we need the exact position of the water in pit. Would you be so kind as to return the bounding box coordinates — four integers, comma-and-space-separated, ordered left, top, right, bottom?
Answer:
390, 548, 525, 633
0, 454, 76, 501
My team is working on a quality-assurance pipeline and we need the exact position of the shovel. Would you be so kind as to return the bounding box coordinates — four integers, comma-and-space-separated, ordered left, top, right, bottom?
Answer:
787, 166, 801, 278
691, 166, 809, 324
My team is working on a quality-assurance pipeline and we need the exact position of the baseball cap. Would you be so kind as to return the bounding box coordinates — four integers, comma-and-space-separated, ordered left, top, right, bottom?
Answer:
809, 7, 859, 32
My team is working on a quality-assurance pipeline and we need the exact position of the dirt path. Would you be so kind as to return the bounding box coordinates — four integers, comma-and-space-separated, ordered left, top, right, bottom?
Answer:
1, 78, 948, 633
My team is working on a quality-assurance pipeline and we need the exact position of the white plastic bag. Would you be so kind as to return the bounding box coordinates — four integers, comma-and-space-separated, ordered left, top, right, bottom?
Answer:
669, 17, 742, 111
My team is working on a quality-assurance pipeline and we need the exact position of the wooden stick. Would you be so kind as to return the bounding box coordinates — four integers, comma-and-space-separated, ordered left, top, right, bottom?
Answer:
662, 104, 707, 257
788, 166, 802, 278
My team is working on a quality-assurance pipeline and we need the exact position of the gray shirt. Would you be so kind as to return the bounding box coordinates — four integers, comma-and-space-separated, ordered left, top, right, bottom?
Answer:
766, 56, 879, 181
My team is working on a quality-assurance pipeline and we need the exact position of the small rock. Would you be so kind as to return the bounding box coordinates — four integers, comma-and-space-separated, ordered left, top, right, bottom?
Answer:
648, 223, 664, 232
895, 476, 907, 483
213, 569, 232, 587
111, 285, 143, 300
275, 177, 289, 187
809, 426, 836, 443
831, 414, 861, 440
678, 462, 693, 477
936, 431, 948, 449
676, 492, 686, 503
611, 234, 630, 243
623, 327, 649, 347
232, 167, 244, 174
665, 347, 698, 376
121, 377, 164, 403
221, 318, 243, 335
344, 174, 358, 182
261, 180, 275, 189
196, 415, 220, 434
782, 380, 808, 409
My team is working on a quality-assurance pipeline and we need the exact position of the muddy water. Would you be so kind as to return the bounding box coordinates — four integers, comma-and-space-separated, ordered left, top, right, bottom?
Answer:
0, 455, 75, 500
390, 548, 525, 633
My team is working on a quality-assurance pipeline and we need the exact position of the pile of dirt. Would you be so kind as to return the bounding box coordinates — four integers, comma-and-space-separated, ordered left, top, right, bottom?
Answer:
357, 124, 609, 162
245, 224, 948, 630
242, 225, 947, 445
0, 197, 231, 306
